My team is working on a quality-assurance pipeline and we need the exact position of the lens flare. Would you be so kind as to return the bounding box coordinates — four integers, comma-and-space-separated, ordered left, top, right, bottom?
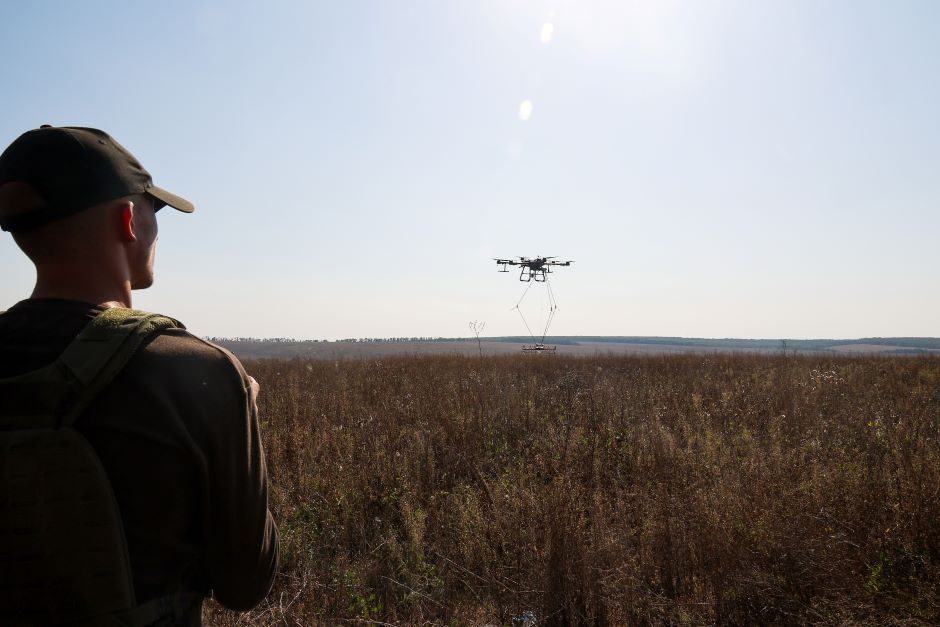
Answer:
540, 22, 554, 44
518, 100, 533, 121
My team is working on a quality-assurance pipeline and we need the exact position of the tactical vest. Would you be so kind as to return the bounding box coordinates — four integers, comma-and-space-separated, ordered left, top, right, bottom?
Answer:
0, 308, 202, 626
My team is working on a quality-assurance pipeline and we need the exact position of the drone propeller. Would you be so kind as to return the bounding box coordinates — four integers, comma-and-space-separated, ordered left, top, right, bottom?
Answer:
495, 256, 574, 268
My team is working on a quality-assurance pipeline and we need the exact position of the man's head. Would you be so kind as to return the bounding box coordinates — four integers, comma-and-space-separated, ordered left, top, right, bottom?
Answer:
0, 125, 193, 233
0, 126, 193, 299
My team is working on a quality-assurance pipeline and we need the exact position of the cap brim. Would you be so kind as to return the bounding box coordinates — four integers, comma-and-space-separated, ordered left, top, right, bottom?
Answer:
147, 185, 195, 213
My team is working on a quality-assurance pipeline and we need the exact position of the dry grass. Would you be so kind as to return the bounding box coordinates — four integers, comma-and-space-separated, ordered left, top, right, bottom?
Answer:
204, 353, 940, 625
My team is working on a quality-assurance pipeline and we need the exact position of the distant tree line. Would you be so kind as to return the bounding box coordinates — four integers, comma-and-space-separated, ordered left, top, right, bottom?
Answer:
205, 336, 473, 344
205, 335, 940, 351
205, 337, 327, 344
335, 337, 470, 343
496, 336, 940, 351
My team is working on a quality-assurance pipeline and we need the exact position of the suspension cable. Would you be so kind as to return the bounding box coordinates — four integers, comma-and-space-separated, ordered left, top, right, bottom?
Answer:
513, 279, 537, 343
512, 276, 562, 346
514, 279, 534, 309
540, 277, 558, 344
516, 306, 537, 344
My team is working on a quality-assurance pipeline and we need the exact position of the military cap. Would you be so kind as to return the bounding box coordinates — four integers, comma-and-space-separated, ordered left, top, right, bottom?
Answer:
0, 125, 194, 232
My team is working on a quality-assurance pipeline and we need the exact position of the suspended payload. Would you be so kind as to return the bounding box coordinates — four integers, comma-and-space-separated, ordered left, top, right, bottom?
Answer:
493, 256, 574, 352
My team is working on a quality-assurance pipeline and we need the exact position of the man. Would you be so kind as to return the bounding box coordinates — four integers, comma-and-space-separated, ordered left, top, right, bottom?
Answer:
0, 126, 278, 624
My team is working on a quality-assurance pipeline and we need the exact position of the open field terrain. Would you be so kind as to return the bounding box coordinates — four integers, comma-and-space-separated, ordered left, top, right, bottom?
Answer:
205, 353, 940, 625
212, 337, 940, 360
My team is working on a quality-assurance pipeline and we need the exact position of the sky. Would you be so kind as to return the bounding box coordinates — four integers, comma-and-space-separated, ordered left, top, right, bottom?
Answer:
1, 0, 938, 340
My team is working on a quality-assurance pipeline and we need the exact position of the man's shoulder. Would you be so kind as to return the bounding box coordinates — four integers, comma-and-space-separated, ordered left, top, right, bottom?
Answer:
134, 326, 252, 389
145, 326, 240, 362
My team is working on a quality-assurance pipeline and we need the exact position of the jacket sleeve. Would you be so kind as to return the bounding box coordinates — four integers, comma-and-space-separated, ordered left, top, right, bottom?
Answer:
203, 359, 279, 610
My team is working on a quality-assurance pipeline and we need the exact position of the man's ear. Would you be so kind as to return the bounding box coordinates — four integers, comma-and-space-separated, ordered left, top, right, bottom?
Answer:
117, 201, 137, 243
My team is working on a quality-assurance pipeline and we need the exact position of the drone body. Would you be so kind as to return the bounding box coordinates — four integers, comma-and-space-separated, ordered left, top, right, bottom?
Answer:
493, 256, 574, 282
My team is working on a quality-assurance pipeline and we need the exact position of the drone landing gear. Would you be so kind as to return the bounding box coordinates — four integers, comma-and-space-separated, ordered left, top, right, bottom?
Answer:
519, 268, 548, 282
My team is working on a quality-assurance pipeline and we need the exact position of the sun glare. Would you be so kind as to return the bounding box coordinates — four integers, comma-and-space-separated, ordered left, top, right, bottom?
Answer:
568, 0, 677, 52
518, 100, 534, 121
540, 22, 554, 44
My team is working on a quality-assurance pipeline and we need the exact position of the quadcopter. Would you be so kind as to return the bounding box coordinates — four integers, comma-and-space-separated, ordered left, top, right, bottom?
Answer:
493, 256, 574, 282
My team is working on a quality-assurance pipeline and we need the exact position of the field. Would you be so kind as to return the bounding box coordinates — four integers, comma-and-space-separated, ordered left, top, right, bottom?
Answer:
205, 353, 940, 625
211, 337, 940, 360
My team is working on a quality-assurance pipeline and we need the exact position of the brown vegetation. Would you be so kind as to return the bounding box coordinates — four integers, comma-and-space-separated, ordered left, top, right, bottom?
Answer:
205, 353, 940, 625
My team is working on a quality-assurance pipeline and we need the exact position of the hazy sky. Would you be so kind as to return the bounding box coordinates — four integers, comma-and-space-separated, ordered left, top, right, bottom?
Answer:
1, 1, 938, 340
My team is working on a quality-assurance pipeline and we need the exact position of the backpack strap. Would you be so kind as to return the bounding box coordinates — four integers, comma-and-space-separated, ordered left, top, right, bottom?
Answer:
55, 308, 183, 428
62, 591, 204, 627
0, 308, 182, 431
114, 591, 204, 627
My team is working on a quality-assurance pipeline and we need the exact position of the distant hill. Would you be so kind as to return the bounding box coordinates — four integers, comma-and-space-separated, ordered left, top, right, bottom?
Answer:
208, 335, 940, 360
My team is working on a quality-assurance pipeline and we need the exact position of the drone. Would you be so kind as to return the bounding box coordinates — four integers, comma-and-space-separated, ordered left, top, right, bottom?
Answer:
494, 256, 574, 282
492, 255, 575, 352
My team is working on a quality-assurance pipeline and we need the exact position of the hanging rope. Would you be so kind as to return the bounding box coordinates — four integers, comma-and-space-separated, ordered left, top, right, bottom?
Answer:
513, 279, 537, 344
512, 275, 561, 346
514, 278, 534, 309
539, 277, 558, 344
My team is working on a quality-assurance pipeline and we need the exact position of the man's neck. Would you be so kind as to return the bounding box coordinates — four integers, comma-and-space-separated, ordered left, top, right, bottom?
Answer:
31, 275, 132, 309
